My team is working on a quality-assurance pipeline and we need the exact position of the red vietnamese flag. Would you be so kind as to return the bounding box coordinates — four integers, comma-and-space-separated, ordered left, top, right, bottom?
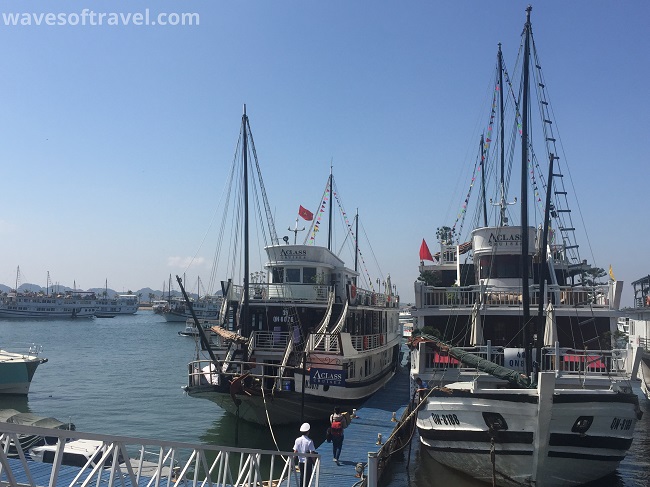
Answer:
419, 239, 434, 261
298, 205, 313, 221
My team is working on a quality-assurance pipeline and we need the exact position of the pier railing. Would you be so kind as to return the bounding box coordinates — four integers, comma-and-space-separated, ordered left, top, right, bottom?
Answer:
0, 421, 320, 487
415, 283, 615, 310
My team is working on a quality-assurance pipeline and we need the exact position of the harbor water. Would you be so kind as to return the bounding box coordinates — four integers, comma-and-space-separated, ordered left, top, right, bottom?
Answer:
1, 311, 649, 486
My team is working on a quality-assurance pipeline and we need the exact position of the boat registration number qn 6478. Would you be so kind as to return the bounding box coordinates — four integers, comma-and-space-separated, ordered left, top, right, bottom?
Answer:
431, 413, 460, 426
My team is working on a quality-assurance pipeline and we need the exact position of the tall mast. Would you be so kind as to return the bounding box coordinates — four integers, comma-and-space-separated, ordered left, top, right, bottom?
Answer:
241, 105, 250, 343
480, 134, 488, 227
327, 164, 333, 251
521, 5, 532, 371
498, 43, 506, 226
535, 153, 555, 373
354, 209, 359, 273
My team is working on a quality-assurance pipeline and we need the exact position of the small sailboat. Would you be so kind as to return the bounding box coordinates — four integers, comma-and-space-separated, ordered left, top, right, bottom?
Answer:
410, 7, 641, 486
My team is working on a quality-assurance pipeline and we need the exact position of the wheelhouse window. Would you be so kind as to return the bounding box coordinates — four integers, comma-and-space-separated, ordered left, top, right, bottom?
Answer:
478, 255, 530, 280
271, 267, 284, 283
286, 268, 301, 283
303, 267, 317, 284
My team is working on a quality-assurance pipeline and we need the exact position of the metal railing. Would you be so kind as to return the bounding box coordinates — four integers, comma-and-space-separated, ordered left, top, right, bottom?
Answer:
419, 342, 630, 378
0, 422, 320, 487
416, 283, 614, 310
229, 283, 329, 303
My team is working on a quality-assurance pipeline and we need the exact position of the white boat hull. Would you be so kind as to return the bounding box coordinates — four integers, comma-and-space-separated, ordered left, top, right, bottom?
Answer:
417, 376, 639, 487
0, 351, 46, 395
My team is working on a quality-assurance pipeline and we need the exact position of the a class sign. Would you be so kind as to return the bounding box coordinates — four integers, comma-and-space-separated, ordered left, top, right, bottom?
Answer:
309, 368, 346, 386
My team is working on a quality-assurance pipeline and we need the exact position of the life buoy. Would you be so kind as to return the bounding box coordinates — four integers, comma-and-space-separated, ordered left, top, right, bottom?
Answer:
379, 334, 384, 345
363, 336, 369, 350
350, 285, 357, 300
646, 295, 650, 307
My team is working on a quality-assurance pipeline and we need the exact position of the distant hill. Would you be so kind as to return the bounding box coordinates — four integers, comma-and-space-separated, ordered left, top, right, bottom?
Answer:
0, 283, 221, 303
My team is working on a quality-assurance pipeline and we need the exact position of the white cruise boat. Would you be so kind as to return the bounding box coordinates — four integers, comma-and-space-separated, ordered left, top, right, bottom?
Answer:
162, 296, 221, 322
399, 308, 414, 337
0, 345, 47, 394
94, 294, 139, 318
0, 291, 96, 319
409, 8, 640, 487
183, 108, 401, 425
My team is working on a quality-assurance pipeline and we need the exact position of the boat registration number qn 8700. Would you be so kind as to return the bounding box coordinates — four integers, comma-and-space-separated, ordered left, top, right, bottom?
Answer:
431, 413, 460, 426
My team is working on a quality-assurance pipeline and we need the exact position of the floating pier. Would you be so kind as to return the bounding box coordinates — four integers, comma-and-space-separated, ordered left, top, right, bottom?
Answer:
316, 367, 415, 487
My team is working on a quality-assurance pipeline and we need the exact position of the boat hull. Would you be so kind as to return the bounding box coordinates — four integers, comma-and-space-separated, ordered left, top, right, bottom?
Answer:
0, 353, 45, 395
186, 349, 399, 425
417, 381, 639, 487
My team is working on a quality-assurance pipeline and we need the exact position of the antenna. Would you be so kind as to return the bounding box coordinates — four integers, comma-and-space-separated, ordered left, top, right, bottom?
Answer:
288, 218, 305, 244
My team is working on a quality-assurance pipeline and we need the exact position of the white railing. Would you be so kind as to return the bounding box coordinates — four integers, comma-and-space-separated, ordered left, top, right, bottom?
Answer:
250, 331, 291, 351
419, 343, 630, 378
350, 334, 385, 352
309, 333, 341, 354
416, 283, 614, 310
229, 283, 329, 303
0, 422, 320, 487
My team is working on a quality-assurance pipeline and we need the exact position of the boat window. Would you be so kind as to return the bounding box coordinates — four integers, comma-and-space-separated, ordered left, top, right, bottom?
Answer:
271, 267, 284, 283
286, 268, 301, 283
302, 267, 317, 284
478, 255, 530, 279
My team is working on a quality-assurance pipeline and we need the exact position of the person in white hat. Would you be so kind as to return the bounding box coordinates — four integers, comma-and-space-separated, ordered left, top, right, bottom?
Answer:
293, 422, 316, 486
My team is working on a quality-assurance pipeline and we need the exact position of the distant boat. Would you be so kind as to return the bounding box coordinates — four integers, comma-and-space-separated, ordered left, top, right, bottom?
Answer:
178, 319, 217, 337
162, 296, 221, 322
0, 345, 47, 395
94, 294, 139, 318
0, 292, 96, 319
151, 300, 169, 314
0, 267, 96, 319
399, 308, 414, 338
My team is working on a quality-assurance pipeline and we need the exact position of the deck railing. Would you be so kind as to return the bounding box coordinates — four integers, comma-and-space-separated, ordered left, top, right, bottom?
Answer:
415, 283, 615, 310
0, 422, 320, 487
418, 342, 631, 378
228, 283, 329, 303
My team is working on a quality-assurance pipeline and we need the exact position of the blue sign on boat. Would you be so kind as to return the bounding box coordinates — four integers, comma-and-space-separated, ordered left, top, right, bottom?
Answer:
309, 368, 346, 386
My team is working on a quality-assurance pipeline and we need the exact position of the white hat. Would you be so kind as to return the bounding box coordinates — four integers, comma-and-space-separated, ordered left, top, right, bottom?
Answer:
300, 422, 310, 433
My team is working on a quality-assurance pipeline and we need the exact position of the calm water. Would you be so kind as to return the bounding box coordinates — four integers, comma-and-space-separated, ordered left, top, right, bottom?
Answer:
1, 311, 649, 486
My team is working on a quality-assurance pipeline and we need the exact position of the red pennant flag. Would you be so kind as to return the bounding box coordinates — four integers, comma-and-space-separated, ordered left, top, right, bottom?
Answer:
298, 205, 313, 221
419, 239, 434, 262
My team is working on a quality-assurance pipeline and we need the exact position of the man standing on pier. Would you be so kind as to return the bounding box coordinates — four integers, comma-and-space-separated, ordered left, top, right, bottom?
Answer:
293, 422, 315, 486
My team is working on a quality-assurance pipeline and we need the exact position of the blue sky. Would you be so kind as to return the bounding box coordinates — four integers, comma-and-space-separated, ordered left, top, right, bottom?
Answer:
0, 1, 647, 305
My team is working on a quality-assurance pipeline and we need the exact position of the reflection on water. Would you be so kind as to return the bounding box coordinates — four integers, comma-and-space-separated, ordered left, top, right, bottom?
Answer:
200, 410, 329, 452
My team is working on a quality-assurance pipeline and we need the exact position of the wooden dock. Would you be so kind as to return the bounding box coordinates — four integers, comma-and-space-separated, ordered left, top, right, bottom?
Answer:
315, 367, 414, 487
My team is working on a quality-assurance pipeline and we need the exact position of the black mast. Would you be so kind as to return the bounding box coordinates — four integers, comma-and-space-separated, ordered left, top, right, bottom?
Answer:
498, 43, 506, 226
354, 209, 359, 273
327, 165, 333, 251
480, 134, 488, 227
535, 153, 555, 374
241, 105, 250, 352
521, 5, 532, 373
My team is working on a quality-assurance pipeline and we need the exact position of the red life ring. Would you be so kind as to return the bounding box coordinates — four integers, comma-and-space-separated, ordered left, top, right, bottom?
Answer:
363, 336, 369, 349
350, 285, 357, 300
379, 334, 384, 345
